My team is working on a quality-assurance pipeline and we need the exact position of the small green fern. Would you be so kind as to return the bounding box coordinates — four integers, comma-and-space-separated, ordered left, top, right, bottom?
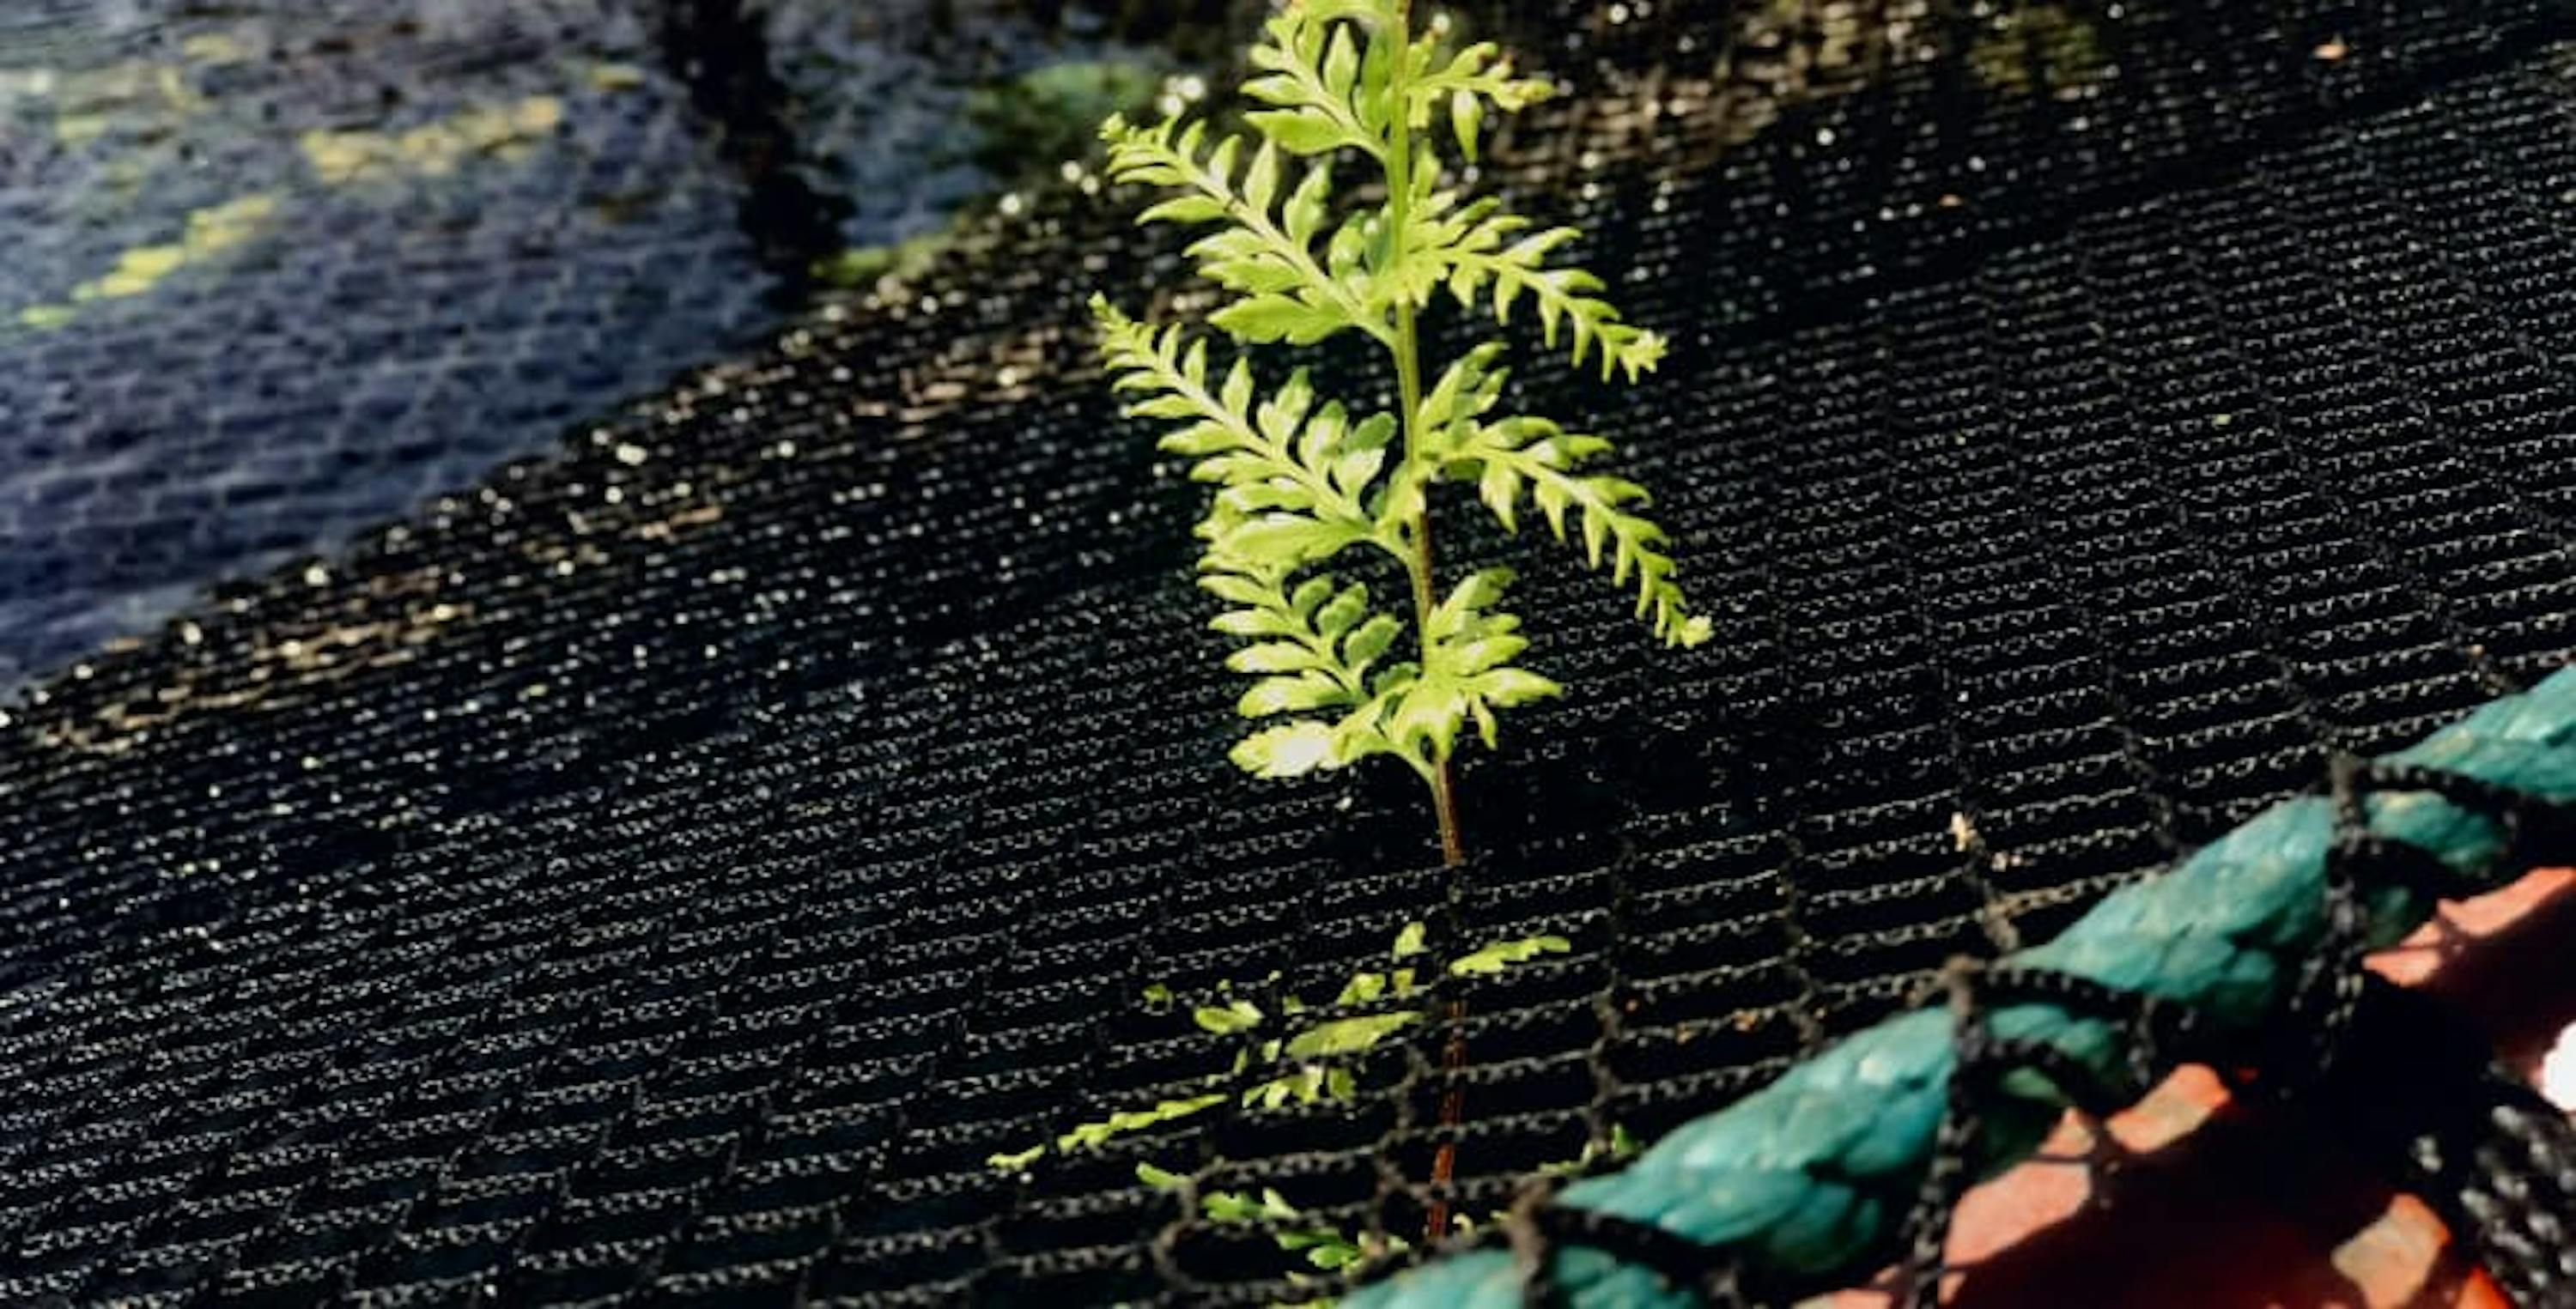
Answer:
984, 920, 1566, 1173
1093, 0, 1707, 859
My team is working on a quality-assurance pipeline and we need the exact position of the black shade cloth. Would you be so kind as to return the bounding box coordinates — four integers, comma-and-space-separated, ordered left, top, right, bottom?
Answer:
9, 1, 2576, 1304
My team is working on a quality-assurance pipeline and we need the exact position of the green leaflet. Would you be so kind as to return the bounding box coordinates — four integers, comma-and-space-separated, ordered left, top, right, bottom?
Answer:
1389, 568, 1564, 761
1194, 998, 1266, 1033
1090, 0, 1710, 817
1285, 1011, 1419, 1058
1191, 1179, 1399, 1282
1448, 933, 1571, 976
1391, 920, 1428, 958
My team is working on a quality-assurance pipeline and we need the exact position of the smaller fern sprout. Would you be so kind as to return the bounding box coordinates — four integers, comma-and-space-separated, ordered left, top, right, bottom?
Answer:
1093, 0, 1709, 864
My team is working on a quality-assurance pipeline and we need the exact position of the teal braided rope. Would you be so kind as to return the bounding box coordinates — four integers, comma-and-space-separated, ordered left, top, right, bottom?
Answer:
1350, 665, 2576, 1308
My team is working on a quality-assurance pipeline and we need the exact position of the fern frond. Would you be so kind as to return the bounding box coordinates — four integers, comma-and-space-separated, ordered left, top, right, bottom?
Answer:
1416, 213, 1668, 382
1406, 40, 1553, 163
1462, 421, 1708, 647
1091, 296, 1389, 548
1205, 565, 1403, 723
1202, 545, 1411, 779
1054, 1093, 1226, 1154
997, 915, 1589, 1177
1094, 294, 1425, 778
1232, 7, 1642, 379
1421, 346, 1710, 648
1376, 568, 1561, 765
1099, 114, 1386, 346
1245, 10, 1382, 159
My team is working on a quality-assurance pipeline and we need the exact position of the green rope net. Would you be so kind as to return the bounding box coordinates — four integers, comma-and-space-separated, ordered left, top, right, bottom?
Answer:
1353, 664, 2576, 1307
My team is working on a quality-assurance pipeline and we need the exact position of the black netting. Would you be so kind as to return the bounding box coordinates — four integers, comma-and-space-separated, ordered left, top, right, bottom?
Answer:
9, 1, 2576, 1305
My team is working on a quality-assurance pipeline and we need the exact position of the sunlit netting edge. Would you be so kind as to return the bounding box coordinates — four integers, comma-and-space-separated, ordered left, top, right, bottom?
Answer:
1348, 663, 2576, 1308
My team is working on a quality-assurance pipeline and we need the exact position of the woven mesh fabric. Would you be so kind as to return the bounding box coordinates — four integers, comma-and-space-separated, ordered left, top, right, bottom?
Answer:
8, 0, 2576, 1304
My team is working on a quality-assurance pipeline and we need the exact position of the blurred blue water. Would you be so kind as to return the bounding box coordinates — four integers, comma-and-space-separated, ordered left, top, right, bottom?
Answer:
0, 0, 1173, 686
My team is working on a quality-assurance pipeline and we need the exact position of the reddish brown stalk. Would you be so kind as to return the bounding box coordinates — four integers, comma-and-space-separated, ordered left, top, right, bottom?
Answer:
1423, 997, 1470, 1242
1379, 0, 1474, 1245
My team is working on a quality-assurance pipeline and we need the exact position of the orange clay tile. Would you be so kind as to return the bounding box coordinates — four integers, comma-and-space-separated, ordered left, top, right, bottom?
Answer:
1811, 868, 2575, 1308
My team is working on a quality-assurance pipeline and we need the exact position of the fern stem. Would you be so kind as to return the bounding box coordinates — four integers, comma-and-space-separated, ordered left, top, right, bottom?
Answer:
1380, 2, 1461, 872
1412, 521, 1464, 868
1381, 0, 1473, 1249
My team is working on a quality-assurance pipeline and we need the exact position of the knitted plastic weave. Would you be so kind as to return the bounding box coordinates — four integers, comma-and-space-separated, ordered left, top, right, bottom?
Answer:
15, 3, 2576, 1306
